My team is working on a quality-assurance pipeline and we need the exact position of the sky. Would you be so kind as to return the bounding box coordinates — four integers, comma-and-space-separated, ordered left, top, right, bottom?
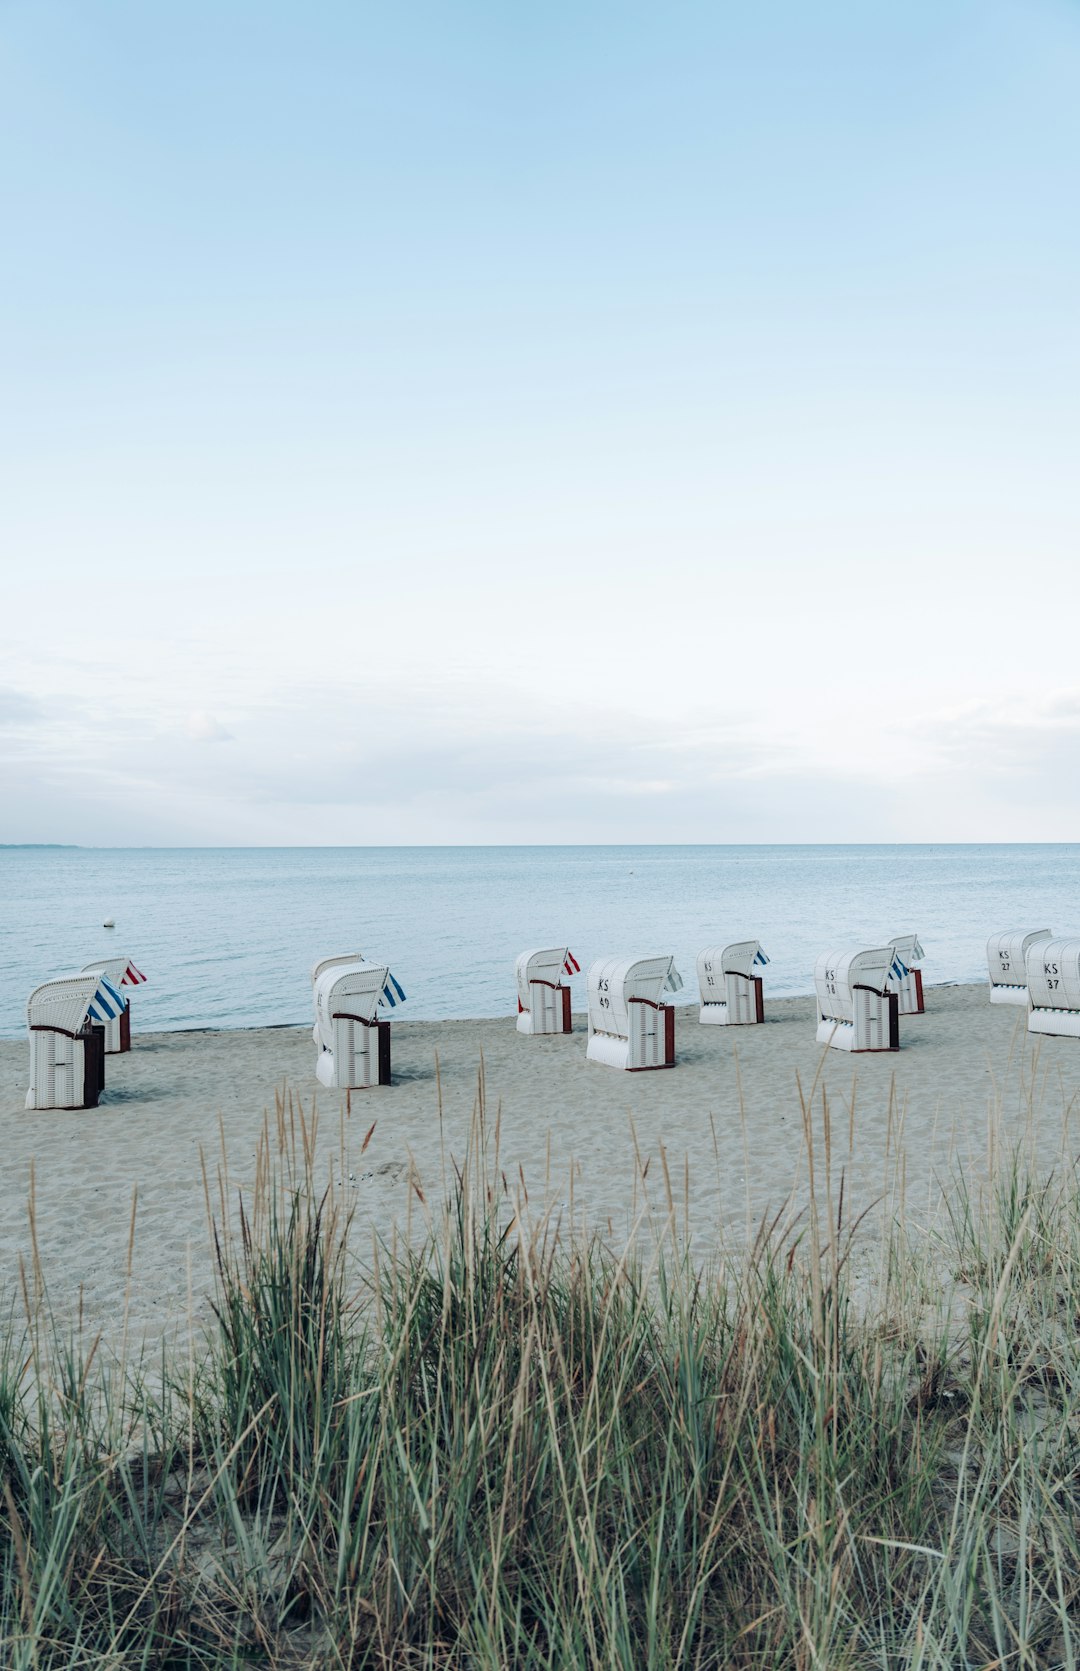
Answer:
1, 0, 1079, 845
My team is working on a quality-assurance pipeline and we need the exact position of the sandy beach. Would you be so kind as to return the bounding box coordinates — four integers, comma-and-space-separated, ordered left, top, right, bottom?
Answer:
3, 982, 1080, 1356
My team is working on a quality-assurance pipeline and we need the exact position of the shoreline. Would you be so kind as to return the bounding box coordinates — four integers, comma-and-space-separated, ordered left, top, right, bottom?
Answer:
0, 977, 973, 1045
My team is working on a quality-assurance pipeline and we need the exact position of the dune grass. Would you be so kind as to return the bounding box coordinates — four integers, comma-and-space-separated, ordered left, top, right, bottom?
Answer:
4, 1082, 1080, 1667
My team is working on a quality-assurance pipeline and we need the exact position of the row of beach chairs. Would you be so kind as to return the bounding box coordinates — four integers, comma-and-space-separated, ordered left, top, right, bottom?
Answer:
516, 931, 1080, 1067
21, 929, 1075, 1108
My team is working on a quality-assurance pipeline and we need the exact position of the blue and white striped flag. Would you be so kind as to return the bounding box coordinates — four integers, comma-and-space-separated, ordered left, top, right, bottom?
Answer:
87, 975, 127, 1022
380, 973, 406, 1008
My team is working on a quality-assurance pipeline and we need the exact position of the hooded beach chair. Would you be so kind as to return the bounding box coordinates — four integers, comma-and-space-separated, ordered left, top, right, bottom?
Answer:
79, 955, 147, 1053
585, 955, 684, 1070
1026, 938, 1080, 1038
886, 935, 925, 1016
697, 941, 769, 1025
310, 954, 368, 1050
515, 947, 580, 1035
814, 947, 903, 1052
311, 955, 405, 1089
987, 929, 1052, 1005
26, 971, 128, 1109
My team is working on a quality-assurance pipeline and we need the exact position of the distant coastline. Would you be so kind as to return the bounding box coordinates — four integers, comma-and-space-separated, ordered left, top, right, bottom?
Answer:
0, 844, 80, 849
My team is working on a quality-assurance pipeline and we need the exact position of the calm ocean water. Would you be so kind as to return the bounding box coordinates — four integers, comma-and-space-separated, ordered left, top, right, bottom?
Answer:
2, 845, 1077, 1038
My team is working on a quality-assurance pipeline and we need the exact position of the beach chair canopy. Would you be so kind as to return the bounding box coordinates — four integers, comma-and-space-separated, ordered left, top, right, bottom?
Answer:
312, 959, 405, 1052
987, 929, 1052, 988
27, 972, 127, 1037
814, 947, 903, 1023
1026, 938, 1080, 1012
587, 955, 683, 1036
311, 953, 364, 986
515, 947, 579, 1010
697, 941, 769, 988
81, 955, 146, 994
888, 935, 924, 968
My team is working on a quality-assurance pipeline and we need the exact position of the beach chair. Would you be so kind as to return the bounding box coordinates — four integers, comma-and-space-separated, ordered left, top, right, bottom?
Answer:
515, 947, 580, 1035
887, 935, 925, 1016
26, 971, 128, 1109
311, 955, 405, 1089
310, 953, 365, 1047
697, 941, 769, 1025
79, 955, 148, 1053
1026, 938, 1080, 1038
814, 947, 903, 1052
586, 955, 684, 1070
987, 929, 1052, 1005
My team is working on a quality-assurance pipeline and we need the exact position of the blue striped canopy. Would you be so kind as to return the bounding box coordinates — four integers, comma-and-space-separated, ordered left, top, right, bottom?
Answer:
87, 975, 127, 1022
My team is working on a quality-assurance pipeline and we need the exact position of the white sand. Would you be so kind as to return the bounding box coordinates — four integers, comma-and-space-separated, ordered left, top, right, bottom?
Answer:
2, 985, 1080, 1357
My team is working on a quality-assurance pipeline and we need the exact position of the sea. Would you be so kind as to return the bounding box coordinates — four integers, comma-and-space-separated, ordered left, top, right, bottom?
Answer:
2, 844, 1077, 1039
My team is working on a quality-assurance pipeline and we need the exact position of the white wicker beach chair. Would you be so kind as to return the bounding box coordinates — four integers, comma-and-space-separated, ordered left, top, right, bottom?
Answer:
814, 947, 903, 1052
585, 955, 683, 1070
515, 947, 580, 1035
697, 941, 769, 1025
311, 955, 405, 1089
987, 929, 1052, 1005
26, 971, 127, 1109
1026, 938, 1080, 1038
886, 935, 925, 1016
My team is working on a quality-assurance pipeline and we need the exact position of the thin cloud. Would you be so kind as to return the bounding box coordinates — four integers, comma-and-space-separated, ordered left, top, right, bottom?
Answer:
917, 692, 1080, 771
10, 669, 1080, 843
185, 712, 234, 744
0, 687, 43, 726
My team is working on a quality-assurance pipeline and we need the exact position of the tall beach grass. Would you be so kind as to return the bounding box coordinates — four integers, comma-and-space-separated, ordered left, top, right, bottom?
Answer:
4, 1074, 1080, 1667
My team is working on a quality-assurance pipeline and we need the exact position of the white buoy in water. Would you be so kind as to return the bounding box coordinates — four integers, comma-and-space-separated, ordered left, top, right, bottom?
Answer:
103, 917, 115, 928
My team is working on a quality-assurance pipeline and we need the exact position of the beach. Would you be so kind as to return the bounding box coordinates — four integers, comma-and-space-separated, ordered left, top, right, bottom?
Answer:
2, 982, 1079, 1356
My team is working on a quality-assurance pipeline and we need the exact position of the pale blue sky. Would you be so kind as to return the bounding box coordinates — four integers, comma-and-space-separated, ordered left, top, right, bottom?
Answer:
2, 0, 1079, 842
